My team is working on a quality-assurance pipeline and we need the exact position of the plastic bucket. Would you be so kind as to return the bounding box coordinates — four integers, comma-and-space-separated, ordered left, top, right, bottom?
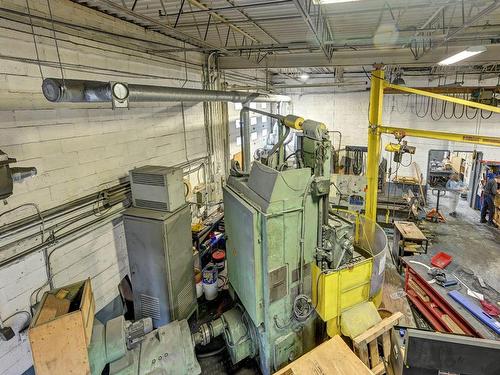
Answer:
212, 250, 226, 272
202, 264, 218, 300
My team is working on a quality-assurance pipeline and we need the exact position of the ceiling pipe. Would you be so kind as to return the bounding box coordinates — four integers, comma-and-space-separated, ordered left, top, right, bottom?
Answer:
41, 78, 290, 104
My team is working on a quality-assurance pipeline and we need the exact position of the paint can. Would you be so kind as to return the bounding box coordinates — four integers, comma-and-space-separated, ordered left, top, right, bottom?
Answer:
211, 250, 226, 272
202, 264, 218, 300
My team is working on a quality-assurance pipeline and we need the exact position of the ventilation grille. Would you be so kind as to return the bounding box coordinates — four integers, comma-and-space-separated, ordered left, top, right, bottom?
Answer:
176, 281, 194, 319
131, 172, 165, 186
134, 199, 168, 211
140, 293, 161, 321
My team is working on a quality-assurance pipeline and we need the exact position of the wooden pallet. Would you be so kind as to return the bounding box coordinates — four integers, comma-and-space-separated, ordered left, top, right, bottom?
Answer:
352, 312, 403, 375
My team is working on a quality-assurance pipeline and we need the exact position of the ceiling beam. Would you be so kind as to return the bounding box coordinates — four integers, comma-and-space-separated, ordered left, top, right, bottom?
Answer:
164, 0, 292, 16
149, 42, 318, 54
417, 0, 500, 59
292, 0, 334, 60
219, 44, 500, 69
98, 0, 222, 49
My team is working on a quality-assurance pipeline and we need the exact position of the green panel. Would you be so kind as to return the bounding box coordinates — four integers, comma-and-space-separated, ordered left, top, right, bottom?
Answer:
223, 187, 264, 326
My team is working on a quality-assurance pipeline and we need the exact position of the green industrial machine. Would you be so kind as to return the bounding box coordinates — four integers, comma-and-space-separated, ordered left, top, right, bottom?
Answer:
221, 112, 339, 374
217, 108, 386, 373
88, 316, 200, 374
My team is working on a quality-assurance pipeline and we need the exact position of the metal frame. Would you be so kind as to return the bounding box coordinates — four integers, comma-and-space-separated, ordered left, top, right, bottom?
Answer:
365, 69, 500, 221
292, 0, 334, 60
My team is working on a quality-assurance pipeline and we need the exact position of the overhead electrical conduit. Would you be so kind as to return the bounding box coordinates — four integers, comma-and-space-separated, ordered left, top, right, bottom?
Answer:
41, 78, 290, 172
41, 78, 290, 104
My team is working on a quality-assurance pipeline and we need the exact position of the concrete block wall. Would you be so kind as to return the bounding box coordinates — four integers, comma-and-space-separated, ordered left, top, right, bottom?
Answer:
0, 1, 209, 374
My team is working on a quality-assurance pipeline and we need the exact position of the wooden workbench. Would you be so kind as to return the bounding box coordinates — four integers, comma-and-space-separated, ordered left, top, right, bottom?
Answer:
392, 221, 428, 271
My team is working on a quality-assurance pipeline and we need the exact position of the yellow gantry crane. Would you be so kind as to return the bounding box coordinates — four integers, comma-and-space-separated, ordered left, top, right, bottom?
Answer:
365, 69, 500, 222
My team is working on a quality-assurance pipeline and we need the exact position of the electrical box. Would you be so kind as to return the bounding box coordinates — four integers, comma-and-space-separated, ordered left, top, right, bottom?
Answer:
123, 205, 196, 328
129, 165, 185, 212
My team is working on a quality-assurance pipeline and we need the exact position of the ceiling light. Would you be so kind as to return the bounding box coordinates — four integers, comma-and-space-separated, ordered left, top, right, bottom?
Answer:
438, 46, 487, 66
315, 0, 361, 4
299, 73, 310, 81
391, 74, 405, 86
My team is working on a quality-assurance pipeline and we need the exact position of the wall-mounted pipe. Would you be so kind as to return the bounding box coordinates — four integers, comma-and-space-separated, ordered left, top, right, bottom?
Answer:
41, 78, 290, 104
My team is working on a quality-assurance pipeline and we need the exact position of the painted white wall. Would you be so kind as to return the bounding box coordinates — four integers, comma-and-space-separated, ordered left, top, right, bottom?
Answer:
0, 1, 208, 374
290, 79, 500, 180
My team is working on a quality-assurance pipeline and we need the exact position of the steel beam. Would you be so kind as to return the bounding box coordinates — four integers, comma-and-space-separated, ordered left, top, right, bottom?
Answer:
365, 69, 384, 222
384, 82, 500, 113
415, 0, 500, 59
149, 42, 317, 54
164, 0, 292, 16
292, 0, 334, 60
384, 86, 500, 94
98, 0, 223, 50
378, 125, 500, 147
184, 0, 259, 43
218, 44, 500, 69
444, 0, 500, 43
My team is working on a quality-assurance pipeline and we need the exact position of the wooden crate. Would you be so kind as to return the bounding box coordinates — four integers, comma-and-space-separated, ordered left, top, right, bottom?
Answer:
353, 312, 403, 375
29, 279, 95, 375
274, 335, 375, 375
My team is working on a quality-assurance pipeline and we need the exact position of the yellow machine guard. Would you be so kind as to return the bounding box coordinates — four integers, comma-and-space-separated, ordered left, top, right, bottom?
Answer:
312, 259, 373, 336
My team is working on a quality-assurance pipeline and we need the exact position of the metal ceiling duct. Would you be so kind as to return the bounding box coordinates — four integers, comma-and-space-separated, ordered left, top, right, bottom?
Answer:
41, 78, 290, 104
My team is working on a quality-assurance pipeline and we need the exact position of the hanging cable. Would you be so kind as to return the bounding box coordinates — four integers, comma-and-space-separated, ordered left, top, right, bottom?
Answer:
25, 0, 44, 79
46, 0, 65, 82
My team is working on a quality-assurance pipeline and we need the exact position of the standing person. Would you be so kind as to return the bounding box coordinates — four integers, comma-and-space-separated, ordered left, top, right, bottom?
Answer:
480, 172, 498, 227
446, 173, 466, 217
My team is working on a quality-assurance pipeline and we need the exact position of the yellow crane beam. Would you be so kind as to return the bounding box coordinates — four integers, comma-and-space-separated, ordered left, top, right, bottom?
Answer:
365, 69, 500, 222
384, 82, 500, 114
379, 125, 500, 147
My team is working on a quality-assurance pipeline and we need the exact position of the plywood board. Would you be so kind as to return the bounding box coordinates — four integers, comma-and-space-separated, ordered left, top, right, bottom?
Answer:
35, 294, 71, 325
274, 335, 374, 375
29, 312, 90, 375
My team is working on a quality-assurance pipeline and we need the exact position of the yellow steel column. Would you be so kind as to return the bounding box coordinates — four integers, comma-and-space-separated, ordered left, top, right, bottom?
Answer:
365, 69, 385, 222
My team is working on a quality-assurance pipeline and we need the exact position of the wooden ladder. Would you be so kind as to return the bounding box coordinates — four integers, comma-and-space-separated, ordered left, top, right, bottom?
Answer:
352, 312, 403, 375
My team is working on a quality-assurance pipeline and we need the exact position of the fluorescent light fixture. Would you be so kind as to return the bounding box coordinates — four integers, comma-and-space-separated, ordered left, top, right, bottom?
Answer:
299, 73, 310, 81
438, 46, 487, 66
315, 0, 361, 4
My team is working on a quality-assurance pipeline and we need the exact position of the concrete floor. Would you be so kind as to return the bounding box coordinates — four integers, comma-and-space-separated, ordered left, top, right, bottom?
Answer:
423, 192, 500, 293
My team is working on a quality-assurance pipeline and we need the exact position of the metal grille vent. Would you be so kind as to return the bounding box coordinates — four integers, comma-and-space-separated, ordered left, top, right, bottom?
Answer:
134, 199, 168, 211
131, 172, 165, 186
140, 293, 161, 321
176, 281, 194, 319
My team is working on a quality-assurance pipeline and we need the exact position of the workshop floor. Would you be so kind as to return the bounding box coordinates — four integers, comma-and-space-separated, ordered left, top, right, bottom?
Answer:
423, 193, 500, 292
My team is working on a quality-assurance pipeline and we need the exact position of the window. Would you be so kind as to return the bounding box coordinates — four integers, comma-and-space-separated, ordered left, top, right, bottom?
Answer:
235, 119, 241, 129
262, 115, 267, 123
236, 136, 241, 145
250, 103, 257, 109
260, 103, 267, 109
250, 117, 257, 125
251, 132, 258, 141
262, 129, 268, 137
235, 103, 242, 110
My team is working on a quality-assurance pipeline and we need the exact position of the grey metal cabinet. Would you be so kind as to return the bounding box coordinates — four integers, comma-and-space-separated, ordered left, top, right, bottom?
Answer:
123, 205, 196, 328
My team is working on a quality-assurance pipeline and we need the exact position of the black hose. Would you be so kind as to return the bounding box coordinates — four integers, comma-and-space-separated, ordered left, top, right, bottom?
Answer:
196, 346, 226, 358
